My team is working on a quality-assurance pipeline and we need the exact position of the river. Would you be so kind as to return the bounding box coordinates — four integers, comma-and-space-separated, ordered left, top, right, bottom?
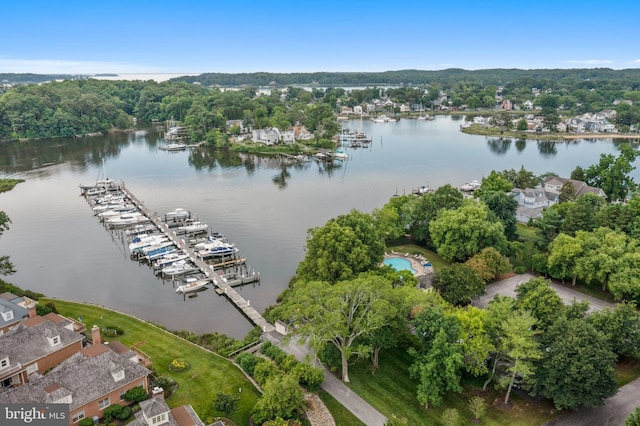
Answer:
0, 116, 637, 339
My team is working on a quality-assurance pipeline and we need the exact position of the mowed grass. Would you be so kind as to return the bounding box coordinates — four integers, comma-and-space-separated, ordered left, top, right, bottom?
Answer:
616, 356, 640, 387
42, 299, 260, 425
318, 391, 366, 426
345, 346, 560, 425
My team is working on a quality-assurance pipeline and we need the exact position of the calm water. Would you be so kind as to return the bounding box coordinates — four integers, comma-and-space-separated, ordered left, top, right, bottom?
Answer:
0, 116, 637, 338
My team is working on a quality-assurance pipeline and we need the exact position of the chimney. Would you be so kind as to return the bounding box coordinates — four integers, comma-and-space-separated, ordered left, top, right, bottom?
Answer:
91, 325, 102, 345
28, 305, 37, 318
152, 387, 165, 400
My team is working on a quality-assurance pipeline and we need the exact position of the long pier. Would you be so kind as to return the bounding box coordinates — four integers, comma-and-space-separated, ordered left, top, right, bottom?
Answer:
110, 185, 275, 333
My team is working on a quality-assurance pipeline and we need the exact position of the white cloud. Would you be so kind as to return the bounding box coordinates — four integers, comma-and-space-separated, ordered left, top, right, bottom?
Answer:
0, 58, 169, 74
629, 59, 640, 64
565, 59, 614, 65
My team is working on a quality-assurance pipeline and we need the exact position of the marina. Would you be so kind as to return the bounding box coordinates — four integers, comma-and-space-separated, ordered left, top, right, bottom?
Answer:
80, 181, 274, 333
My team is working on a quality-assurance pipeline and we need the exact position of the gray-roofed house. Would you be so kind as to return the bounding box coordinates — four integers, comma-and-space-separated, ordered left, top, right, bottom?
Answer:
0, 341, 151, 425
542, 176, 607, 199
128, 387, 205, 426
0, 297, 32, 335
0, 314, 84, 390
511, 188, 559, 223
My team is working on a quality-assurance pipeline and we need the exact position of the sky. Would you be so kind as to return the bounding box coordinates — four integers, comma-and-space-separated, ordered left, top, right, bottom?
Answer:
2, 0, 640, 76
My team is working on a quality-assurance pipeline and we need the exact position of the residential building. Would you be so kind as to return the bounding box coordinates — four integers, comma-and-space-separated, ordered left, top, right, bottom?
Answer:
542, 176, 607, 198
252, 128, 282, 145
0, 297, 32, 335
128, 387, 204, 426
511, 188, 558, 223
0, 328, 151, 426
0, 314, 84, 389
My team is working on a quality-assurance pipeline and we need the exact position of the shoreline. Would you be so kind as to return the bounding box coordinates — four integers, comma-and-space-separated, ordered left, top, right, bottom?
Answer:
460, 126, 640, 142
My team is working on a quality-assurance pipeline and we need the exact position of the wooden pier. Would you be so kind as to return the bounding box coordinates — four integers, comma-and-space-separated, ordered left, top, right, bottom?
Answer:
112, 186, 275, 333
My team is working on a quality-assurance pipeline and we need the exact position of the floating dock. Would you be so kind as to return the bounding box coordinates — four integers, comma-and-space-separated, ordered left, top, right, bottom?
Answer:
82, 182, 275, 333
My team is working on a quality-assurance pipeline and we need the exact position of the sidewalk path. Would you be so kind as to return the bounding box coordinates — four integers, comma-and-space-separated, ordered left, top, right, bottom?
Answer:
264, 332, 387, 426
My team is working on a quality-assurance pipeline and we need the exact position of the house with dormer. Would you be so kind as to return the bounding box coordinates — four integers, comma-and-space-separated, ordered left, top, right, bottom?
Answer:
128, 387, 205, 426
0, 297, 32, 335
252, 127, 282, 145
511, 188, 559, 223
0, 313, 85, 389
542, 176, 607, 199
0, 326, 151, 426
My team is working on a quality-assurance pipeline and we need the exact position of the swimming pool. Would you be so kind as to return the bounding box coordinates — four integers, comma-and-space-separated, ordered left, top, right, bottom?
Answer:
383, 257, 417, 274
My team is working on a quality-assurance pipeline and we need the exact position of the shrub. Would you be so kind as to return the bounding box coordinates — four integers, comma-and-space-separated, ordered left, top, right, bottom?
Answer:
514, 265, 527, 274
79, 418, 94, 426
123, 386, 148, 403
116, 406, 132, 421
236, 352, 261, 376
253, 359, 279, 386
103, 325, 124, 337
213, 391, 241, 416
103, 404, 122, 423
292, 363, 324, 392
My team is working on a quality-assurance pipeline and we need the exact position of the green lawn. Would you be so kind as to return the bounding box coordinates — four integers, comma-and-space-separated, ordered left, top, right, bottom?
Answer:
345, 346, 560, 425
515, 223, 543, 244
0, 178, 24, 193
318, 391, 366, 426
42, 299, 260, 425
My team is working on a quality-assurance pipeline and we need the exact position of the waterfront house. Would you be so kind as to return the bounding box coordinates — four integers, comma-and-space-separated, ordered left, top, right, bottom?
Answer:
542, 176, 607, 199
511, 188, 558, 223
252, 128, 282, 145
0, 327, 151, 426
0, 314, 84, 389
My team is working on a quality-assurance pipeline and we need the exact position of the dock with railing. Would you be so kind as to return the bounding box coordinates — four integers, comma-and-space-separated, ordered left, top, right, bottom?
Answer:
82, 182, 274, 333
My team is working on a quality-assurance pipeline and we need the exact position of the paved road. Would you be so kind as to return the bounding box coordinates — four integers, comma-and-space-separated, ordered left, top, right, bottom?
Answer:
264, 332, 387, 426
474, 273, 615, 312
544, 377, 640, 426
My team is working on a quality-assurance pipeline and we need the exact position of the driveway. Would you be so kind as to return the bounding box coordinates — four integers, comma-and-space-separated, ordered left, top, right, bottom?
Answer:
543, 377, 640, 425
264, 332, 387, 426
474, 273, 615, 312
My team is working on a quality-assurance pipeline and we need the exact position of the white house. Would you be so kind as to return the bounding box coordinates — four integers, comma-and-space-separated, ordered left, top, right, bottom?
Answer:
252, 128, 282, 145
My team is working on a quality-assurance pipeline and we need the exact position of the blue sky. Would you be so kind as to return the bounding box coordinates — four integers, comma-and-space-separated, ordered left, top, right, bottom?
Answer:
2, 0, 640, 75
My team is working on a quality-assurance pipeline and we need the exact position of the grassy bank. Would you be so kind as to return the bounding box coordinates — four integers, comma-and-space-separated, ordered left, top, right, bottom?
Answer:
41, 299, 260, 425
461, 124, 640, 141
345, 346, 559, 425
0, 178, 25, 193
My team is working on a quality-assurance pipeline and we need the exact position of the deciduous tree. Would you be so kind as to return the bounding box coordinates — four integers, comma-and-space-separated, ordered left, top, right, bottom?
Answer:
429, 200, 507, 262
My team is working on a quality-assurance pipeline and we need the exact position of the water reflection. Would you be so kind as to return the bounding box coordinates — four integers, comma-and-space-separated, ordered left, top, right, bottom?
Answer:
487, 137, 511, 155
537, 140, 558, 157
515, 138, 527, 152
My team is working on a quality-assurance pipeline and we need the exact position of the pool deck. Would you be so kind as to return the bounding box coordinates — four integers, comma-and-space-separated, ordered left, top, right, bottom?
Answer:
383, 251, 434, 277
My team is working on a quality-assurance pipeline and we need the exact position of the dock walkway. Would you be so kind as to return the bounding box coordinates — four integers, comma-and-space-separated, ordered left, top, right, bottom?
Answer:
121, 187, 275, 333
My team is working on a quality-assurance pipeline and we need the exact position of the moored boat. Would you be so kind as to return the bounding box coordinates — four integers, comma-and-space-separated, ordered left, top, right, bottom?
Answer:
175, 278, 210, 294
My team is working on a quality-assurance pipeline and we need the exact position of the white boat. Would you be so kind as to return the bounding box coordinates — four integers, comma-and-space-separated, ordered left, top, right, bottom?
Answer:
372, 115, 396, 123
107, 212, 150, 227
161, 260, 198, 276
332, 149, 348, 160
177, 221, 208, 234
145, 244, 177, 262
160, 143, 186, 152
128, 234, 169, 253
459, 180, 482, 192
153, 252, 189, 269
98, 208, 137, 220
197, 242, 239, 258
165, 208, 190, 221
176, 278, 210, 294
124, 224, 158, 236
